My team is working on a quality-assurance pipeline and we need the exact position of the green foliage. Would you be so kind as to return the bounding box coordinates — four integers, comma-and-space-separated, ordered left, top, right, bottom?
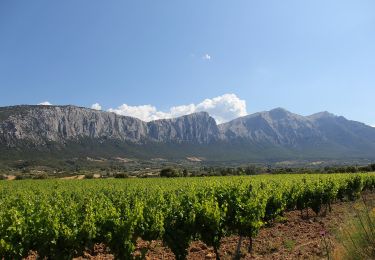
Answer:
264, 185, 286, 222
114, 172, 129, 178
345, 175, 363, 200
284, 239, 296, 251
160, 167, 180, 177
194, 191, 227, 258
32, 173, 49, 179
0, 173, 374, 259
84, 173, 94, 179
163, 193, 197, 260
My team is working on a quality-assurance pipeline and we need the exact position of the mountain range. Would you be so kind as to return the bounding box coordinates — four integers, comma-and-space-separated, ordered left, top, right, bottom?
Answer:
1, 105, 375, 162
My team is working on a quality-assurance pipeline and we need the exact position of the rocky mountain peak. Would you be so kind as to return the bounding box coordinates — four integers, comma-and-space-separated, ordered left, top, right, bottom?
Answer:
307, 111, 336, 121
268, 107, 291, 118
1, 105, 375, 161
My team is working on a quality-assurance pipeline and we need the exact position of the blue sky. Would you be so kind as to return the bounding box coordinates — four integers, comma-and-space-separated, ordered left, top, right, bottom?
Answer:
0, 1, 374, 125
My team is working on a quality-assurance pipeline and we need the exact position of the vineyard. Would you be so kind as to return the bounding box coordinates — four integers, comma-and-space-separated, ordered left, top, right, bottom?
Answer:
0, 173, 375, 259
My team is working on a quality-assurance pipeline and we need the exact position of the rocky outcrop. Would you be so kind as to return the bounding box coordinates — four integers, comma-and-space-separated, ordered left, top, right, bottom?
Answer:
0, 105, 220, 147
220, 107, 375, 153
147, 112, 221, 144
1, 105, 375, 160
219, 108, 324, 147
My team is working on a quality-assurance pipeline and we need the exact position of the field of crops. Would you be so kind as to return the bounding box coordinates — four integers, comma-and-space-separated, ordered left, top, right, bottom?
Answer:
1, 173, 375, 259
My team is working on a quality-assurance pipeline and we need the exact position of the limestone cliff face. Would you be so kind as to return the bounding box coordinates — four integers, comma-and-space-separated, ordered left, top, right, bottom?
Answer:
0, 105, 220, 147
2, 105, 375, 160
147, 112, 221, 144
219, 108, 375, 153
219, 108, 324, 147
0, 106, 148, 146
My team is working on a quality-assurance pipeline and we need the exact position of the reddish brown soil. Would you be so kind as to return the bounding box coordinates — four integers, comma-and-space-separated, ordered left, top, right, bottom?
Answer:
26, 193, 375, 260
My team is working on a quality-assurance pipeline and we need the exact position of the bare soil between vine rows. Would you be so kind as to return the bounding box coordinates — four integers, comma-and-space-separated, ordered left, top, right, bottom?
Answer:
25, 192, 375, 260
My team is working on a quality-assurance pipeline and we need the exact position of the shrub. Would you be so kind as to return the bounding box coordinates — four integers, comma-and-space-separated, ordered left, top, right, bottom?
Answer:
114, 172, 129, 178
32, 173, 49, 179
15, 175, 31, 180
84, 173, 94, 179
160, 167, 180, 178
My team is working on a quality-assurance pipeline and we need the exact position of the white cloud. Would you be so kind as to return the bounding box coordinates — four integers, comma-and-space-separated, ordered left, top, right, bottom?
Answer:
91, 103, 102, 110
109, 104, 169, 121
202, 54, 211, 60
108, 93, 247, 124
195, 94, 247, 123
38, 101, 52, 105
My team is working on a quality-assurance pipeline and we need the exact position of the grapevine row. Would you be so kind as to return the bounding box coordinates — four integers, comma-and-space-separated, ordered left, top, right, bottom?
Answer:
0, 173, 374, 259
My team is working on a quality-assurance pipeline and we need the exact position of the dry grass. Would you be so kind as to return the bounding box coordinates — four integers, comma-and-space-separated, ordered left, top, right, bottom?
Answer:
333, 195, 375, 260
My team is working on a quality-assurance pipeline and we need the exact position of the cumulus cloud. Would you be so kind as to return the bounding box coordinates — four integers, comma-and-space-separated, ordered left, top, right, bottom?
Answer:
202, 54, 211, 60
108, 94, 247, 124
38, 101, 52, 105
91, 103, 102, 110
194, 94, 247, 123
109, 104, 169, 121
